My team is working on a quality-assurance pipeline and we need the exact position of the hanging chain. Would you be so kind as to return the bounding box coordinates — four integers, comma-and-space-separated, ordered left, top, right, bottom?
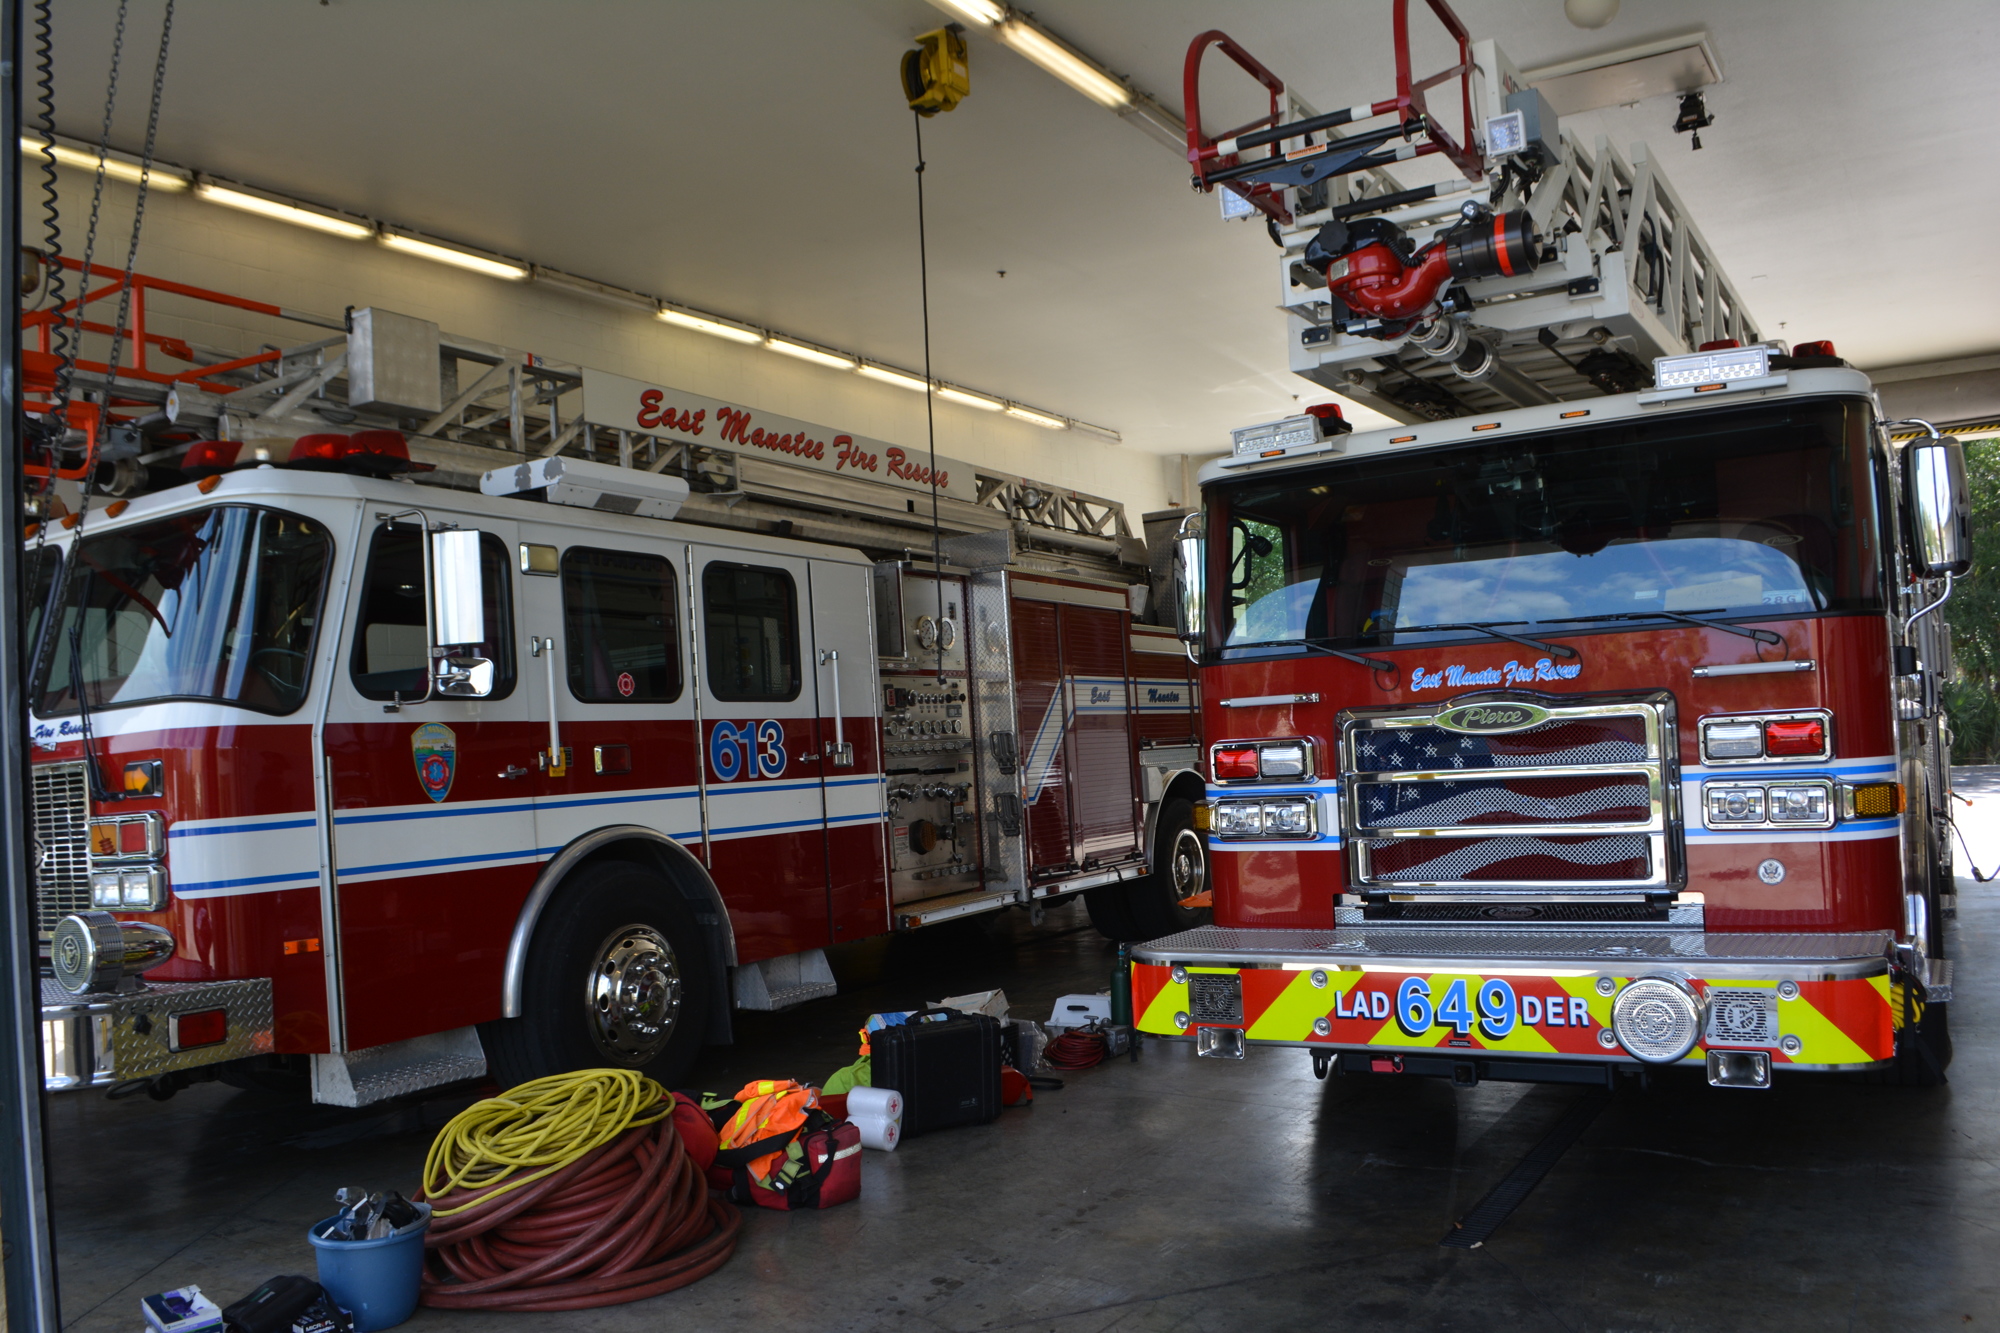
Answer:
28, 0, 66, 519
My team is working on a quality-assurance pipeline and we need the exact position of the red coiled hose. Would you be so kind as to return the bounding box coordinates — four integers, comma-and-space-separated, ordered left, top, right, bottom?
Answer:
418, 1115, 739, 1311
1045, 1027, 1108, 1070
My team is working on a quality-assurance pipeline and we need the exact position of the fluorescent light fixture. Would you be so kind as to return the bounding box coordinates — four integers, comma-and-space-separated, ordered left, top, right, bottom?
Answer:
936, 385, 1003, 412
998, 20, 1130, 107
1005, 404, 1067, 429
656, 307, 762, 344
767, 337, 856, 370
21, 135, 188, 190
380, 231, 528, 281
195, 181, 371, 240
857, 364, 932, 393
928, 0, 1004, 25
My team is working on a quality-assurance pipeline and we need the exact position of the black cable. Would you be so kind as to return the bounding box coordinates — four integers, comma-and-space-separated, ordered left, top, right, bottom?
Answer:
1948, 815, 1996, 884
912, 112, 945, 685
28, 0, 67, 500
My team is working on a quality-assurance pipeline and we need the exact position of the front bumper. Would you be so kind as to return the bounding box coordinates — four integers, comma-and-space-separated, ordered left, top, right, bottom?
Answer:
41, 976, 274, 1092
1132, 926, 1896, 1072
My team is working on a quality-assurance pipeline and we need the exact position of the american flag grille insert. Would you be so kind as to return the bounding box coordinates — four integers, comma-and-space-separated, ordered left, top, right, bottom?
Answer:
1344, 699, 1672, 892
31, 762, 91, 938
1188, 974, 1244, 1025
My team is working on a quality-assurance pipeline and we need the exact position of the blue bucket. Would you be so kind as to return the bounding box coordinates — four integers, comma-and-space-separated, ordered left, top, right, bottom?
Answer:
308, 1202, 431, 1332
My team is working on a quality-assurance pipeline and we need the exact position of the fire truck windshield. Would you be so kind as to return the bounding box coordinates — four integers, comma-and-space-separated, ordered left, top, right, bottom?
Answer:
1210, 399, 1882, 657
34, 506, 332, 716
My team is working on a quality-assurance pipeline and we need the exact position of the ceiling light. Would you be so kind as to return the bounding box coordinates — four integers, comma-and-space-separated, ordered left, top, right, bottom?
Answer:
767, 338, 856, 370
21, 135, 188, 190
1522, 31, 1721, 116
858, 364, 932, 393
380, 231, 528, 280
928, 0, 1005, 26
936, 386, 1004, 411
195, 181, 371, 239
656, 306, 762, 344
997, 21, 1130, 107
1005, 404, 1067, 429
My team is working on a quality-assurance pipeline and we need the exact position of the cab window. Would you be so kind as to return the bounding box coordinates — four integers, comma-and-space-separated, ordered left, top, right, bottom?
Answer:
350, 524, 516, 701
562, 547, 681, 702
703, 563, 799, 702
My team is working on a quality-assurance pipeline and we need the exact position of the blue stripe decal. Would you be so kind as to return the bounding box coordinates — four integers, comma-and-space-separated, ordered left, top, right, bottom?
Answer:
170, 817, 317, 840
174, 869, 321, 894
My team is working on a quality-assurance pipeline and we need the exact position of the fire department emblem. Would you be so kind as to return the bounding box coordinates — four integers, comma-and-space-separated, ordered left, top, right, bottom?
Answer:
412, 723, 458, 803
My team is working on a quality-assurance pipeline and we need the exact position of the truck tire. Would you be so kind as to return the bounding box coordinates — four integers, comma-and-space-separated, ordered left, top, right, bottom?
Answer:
480, 860, 710, 1092
1085, 798, 1210, 942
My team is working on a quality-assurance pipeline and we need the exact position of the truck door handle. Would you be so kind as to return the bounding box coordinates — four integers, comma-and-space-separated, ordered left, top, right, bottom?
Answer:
499, 765, 530, 780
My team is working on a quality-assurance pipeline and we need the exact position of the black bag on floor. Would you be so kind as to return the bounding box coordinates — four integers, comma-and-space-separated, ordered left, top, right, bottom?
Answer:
870, 1006, 1003, 1136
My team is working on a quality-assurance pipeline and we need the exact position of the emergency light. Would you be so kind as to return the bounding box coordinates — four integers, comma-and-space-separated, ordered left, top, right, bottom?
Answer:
1651, 343, 1772, 389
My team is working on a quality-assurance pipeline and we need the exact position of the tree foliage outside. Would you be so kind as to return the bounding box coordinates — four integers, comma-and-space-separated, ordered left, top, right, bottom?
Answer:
1944, 437, 2000, 764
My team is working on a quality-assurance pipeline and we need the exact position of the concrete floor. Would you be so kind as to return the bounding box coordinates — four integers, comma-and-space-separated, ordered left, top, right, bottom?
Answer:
47, 772, 2000, 1332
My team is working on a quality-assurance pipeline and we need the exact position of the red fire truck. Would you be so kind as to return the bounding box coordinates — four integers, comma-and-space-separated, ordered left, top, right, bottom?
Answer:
25, 264, 1206, 1104
1130, 8, 1970, 1088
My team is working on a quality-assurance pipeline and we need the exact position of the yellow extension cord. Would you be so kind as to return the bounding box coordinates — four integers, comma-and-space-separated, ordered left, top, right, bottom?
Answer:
422, 1068, 672, 1218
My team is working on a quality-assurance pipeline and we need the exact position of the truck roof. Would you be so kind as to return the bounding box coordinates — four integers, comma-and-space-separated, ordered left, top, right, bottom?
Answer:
1197, 367, 1878, 489
31, 463, 877, 569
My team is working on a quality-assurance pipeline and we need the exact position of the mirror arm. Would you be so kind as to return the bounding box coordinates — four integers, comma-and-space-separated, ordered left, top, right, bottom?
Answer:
1905, 570, 1954, 635
377, 509, 438, 705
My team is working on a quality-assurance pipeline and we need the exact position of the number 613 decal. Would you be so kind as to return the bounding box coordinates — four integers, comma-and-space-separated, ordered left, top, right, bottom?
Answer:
710, 720, 787, 780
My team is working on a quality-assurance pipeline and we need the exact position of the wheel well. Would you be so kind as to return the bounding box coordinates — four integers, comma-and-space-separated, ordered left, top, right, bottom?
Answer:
501, 826, 736, 1044
1143, 770, 1208, 866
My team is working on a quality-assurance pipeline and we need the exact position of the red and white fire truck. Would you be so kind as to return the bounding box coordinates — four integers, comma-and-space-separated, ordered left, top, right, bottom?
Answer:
1130, 6, 1970, 1088
25, 264, 1206, 1104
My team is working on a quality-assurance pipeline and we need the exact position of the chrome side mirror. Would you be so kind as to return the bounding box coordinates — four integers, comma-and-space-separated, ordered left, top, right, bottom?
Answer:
434, 656, 495, 698
431, 529, 487, 647
1902, 426, 1972, 577
1173, 512, 1206, 661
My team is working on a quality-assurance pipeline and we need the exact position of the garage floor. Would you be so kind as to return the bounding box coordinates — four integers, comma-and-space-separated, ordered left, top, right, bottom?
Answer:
49, 776, 2000, 1332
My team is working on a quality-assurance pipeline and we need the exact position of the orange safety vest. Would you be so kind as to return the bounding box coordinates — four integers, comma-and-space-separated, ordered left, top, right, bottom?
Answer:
719, 1079, 818, 1183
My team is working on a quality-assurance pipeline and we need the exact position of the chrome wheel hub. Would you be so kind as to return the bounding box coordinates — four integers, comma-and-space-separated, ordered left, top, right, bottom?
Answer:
1170, 827, 1207, 904
586, 924, 682, 1064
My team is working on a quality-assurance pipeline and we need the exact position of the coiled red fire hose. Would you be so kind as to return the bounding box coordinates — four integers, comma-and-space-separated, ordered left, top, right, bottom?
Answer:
416, 1072, 739, 1311
1045, 1027, 1107, 1070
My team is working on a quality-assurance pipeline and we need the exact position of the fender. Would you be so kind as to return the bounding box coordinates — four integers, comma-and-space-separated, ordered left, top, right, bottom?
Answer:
500, 824, 737, 1018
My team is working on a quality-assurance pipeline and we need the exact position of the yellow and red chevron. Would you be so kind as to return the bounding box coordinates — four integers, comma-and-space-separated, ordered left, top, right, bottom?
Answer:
1133, 962, 1893, 1068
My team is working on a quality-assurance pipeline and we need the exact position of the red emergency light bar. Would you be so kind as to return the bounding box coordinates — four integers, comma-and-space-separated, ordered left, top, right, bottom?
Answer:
286, 430, 431, 477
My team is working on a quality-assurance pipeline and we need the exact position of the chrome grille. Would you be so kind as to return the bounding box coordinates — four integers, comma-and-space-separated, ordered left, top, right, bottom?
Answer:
1705, 989, 1779, 1046
1188, 974, 1243, 1025
1344, 697, 1675, 893
31, 762, 91, 937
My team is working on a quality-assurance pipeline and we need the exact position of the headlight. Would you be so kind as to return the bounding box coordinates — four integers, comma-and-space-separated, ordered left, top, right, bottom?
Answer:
1701, 721, 1763, 760
1766, 784, 1829, 824
91, 867, 166, 911
1259, 744, 1307, 777
1704, 786, 1765, 824
1213, 801, 1265, 837
1262, 800, 1313, 836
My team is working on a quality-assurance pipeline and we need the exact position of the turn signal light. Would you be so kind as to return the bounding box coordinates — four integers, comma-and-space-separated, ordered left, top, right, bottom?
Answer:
1213, 747, 1260, 780
1844, 782, 1904, 818
1763, 719, 1825, 757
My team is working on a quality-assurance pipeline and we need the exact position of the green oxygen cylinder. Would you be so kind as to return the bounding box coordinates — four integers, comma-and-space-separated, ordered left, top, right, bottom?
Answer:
1110, 942, 1132, 1027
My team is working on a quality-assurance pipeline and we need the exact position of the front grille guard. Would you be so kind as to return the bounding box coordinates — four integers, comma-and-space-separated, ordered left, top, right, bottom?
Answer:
31, 761, 91, 938
1340, 694, 1681, 895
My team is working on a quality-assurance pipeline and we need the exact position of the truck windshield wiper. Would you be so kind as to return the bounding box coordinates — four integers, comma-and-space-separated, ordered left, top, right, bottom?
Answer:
1537, 609, 1782, 646
1392, 621, 1578, 660
1227, 638, 1397, 672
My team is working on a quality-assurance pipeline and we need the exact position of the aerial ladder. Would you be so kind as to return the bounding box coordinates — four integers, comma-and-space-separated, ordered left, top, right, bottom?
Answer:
1182, 0, 1763, 424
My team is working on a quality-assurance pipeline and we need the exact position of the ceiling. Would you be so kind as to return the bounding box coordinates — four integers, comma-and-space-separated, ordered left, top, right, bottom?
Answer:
45, 0, 2000, 455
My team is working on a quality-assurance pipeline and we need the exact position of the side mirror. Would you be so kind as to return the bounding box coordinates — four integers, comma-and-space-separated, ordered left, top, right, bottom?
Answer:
431, 530, 487, 647
429, 529, 493, 699
1173, 512, 1206, 659
1905, 433, 1972, 577
434, 655, 495, 698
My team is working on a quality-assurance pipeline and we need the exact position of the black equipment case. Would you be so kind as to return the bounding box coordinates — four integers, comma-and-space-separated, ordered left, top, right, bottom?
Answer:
870, 1007, 1004, 1136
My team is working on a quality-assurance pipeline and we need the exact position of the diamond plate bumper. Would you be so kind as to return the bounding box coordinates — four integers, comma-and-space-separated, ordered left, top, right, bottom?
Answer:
1132, 926, 1896, 1071
41, 976, 274, 1092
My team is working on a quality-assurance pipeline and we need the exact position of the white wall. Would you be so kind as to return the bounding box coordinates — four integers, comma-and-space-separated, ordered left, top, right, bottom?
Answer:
42, 175, 1176, 521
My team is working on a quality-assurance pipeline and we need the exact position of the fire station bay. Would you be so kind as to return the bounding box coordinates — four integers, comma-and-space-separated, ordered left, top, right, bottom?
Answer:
8, 4, 1999, 1330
